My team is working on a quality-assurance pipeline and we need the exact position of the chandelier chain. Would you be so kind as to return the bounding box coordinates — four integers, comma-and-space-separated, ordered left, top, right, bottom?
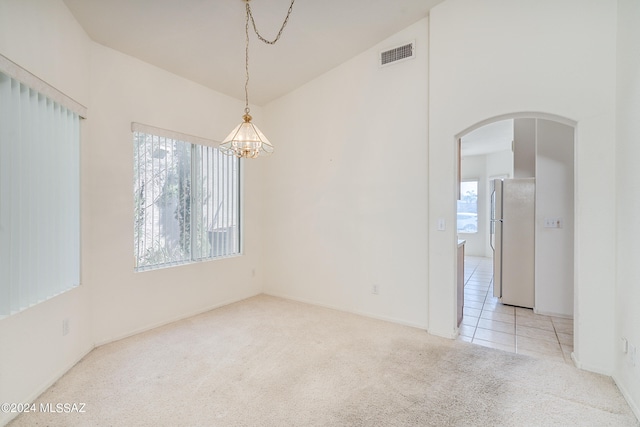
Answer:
244, 0, 296, 113
245, 3, 250, 112
247, 0, 296, 45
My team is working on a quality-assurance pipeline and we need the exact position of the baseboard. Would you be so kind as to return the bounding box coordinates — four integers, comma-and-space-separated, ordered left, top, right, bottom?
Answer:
613, 373, 640, 422
263, 292, 428, 331
427, 323, 458, 339
94, 292, 262, 347
571, 352, 612, 376
0, 345, 94, 427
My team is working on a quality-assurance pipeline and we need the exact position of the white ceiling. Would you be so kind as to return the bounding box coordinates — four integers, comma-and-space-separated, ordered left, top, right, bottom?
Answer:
461, 119, 514, 157
63, 0, 444, 106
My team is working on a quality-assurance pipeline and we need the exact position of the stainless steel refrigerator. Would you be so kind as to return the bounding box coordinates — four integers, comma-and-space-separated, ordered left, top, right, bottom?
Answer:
490, 178, 535, 308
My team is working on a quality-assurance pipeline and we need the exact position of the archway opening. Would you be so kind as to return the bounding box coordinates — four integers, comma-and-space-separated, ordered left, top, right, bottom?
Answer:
455, 114, 575, 363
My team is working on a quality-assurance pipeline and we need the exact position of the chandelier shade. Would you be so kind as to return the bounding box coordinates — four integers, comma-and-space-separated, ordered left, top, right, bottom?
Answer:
219, 111, 273, 159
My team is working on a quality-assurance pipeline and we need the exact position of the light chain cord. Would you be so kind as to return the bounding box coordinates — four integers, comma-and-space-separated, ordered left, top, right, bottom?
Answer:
244, 0, 296, 112
248, 0, 296, 45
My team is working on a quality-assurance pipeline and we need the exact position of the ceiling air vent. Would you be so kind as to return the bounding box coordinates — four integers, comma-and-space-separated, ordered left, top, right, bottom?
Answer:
379, 41, 415, 67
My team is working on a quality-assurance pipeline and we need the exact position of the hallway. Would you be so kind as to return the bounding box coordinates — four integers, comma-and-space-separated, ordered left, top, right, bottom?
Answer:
457, 256, 574, 365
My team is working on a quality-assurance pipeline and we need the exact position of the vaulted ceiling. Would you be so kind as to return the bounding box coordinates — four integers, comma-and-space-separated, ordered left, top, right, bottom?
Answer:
63, 0, 444, 106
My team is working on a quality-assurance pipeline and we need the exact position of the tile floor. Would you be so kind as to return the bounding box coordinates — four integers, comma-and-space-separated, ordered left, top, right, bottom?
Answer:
457, 256, 574, 365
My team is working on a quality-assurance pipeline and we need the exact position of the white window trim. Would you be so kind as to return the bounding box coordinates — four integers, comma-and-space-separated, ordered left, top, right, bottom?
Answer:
0, 54, 87, 118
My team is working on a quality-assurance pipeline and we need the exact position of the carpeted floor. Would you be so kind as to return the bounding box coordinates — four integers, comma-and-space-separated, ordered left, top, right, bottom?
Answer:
8, 295, 639, 426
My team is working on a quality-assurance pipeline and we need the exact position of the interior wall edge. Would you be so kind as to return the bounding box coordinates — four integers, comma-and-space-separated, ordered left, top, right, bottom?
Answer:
572, 354, 613, 377
262, 292, 429, 331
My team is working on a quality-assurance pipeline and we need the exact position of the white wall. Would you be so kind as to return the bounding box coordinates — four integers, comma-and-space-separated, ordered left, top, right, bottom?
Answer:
261, 20, 429, 328
87, 44, 264, 345
428, 0, 617, 376
615, 0, 640, 418
514, 118, 536, 178
0, 1, 92, 424
0, 1, 266, 422
535, 120, 574, 318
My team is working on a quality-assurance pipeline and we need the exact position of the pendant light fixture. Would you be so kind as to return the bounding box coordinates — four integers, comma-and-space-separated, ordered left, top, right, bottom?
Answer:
219, 0, 296, 159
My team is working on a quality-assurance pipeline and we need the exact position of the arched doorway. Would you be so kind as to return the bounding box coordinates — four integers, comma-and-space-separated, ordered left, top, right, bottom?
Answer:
454, 113, 576, 363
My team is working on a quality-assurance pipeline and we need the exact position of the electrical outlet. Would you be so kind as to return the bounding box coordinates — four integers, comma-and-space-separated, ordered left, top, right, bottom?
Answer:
630, 344, 637, 367
622, 337, 629, 354
62, 318, 70, 336
544, 217, 562, 228
437, 218, 446, 231
372, 284, 379, 295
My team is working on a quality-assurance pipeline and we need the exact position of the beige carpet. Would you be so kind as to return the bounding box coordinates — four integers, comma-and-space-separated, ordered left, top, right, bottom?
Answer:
8, 295, 639, 426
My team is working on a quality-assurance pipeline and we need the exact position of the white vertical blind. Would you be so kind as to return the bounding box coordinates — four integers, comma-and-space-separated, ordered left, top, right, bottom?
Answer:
0, 71, 81, 317
132, 123, 240, 271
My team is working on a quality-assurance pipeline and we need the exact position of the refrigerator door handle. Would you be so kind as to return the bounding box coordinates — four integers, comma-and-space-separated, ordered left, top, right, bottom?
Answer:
489, 219, 502, 252
490, 188, 498, 251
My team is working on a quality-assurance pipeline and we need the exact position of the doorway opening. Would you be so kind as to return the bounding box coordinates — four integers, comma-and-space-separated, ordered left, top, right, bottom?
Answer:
455, 115, 575, 364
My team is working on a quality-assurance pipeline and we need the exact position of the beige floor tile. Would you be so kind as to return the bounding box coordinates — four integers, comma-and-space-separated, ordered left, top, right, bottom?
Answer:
464, 300, 484, 310
517, 335, 562, 355
517, 347, 564, 363
477, 318, 515, 335
466, 291, 489, 298
561, 343, 574, 353
556, 332, 573, 346
480, 310, 514, 324
484, 296, 500, 305
464, 307, 482, 318
464, 294, 486, 304
482, 304, 514, 315
515, 315, 554, 331
515, 307, 538, 318
474, 328, 516, 346
516, 325, 559, 343
465, 288, 488, 297
465, 281, 489, 287
461, 315, 479, 327
553, 321, 574, 335
461, 257, 578, 366
472, 338, 515, 353
551, 316, 573, 326
465, 280, 490, 287
459, 324, 476, 338
456, 334, 472, 343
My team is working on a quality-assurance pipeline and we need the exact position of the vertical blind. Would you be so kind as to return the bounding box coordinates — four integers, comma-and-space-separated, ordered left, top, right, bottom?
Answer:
0, 70, 81, 317
133, 124, 240, 271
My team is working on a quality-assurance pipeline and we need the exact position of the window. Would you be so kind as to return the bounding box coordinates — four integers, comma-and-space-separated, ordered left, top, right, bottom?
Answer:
457, 180, 478, 233
133, 124, 240, 271
0, 58, 84, 317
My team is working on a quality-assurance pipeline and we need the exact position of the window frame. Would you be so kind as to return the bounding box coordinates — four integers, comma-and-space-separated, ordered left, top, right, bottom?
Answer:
457, 179, 479, 234
132, 123, 242, 272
